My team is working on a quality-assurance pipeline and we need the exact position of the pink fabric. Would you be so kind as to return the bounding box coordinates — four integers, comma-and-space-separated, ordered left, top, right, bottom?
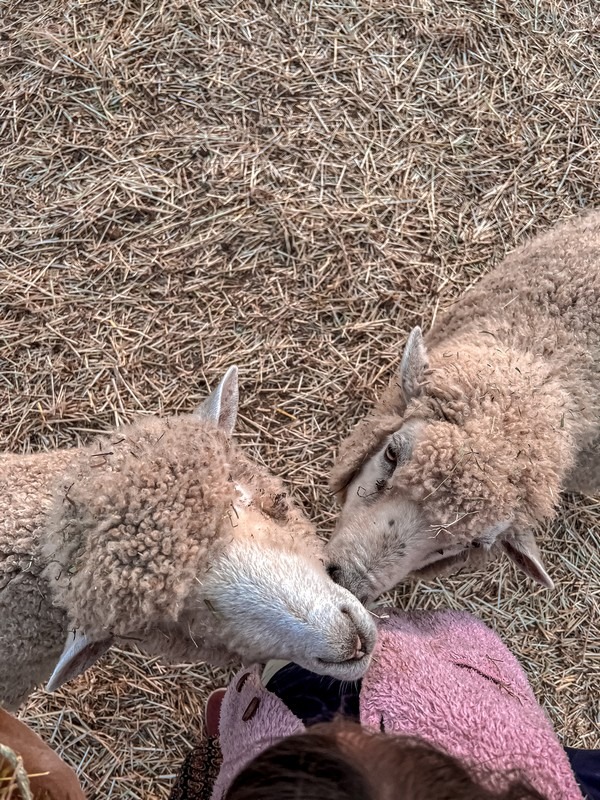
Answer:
212, 667, 304, 800
211, 609, 582, 800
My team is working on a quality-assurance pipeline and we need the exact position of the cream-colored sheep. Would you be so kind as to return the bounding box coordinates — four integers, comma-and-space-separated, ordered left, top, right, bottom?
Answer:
0, 367, 376, 711
326, 209, 600, 604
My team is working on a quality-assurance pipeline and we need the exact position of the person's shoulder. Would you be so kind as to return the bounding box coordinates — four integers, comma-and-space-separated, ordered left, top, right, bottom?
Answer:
375, 607, 481, 632
372, 608, 508, 660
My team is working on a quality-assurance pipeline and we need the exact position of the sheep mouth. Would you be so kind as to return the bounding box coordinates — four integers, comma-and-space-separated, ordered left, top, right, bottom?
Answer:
310, 654, 371, 680
314, 642, 370, 670
411, 551, 468, 579
315, 655, 364, 668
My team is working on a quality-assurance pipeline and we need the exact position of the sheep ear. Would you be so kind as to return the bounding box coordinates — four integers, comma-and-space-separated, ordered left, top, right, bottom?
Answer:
46, 629, 113, 693
195, 365, 239, 436
501, 531, 554, 590
400, 327, 428, 402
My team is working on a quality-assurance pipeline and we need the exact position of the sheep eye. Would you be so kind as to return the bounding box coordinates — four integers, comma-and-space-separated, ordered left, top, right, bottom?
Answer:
383, 432, 411, 472
383, 442, 398, 465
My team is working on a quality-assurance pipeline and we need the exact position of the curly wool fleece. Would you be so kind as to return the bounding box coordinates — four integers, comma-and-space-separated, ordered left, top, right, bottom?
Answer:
400, 344, 574, 542
332, 352, 574, 548
3, 383, 376, 710
331, 208, 600, 556
43, 417, 237, 640
44, 415, 314, 644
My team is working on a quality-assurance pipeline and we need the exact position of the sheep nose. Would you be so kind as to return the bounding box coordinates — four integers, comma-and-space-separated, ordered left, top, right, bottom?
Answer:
339, 635, 366, 664
341, 617, 367, 661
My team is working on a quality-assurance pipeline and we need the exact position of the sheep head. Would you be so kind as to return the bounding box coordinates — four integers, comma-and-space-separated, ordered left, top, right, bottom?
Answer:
326, 327, 571, 605
44, 367, 377, 694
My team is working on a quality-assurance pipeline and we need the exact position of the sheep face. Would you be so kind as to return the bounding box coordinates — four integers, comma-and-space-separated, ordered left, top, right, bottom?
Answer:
326, 328, 555, 605
192, 368, 377, 679
151, 472, 378, 680
326, 417, 476, 604
197, 537, 377, 681
45, 366, 376, 694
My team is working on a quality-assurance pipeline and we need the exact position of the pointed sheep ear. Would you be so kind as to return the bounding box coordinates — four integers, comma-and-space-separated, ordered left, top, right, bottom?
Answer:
400, 327, 428, 402
194, 365, 239, 436
46, 629, 113, 693
501, 531, 554, 590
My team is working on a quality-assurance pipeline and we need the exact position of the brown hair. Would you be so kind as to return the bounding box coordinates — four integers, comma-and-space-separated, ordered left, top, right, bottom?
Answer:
224, 721, 547, 800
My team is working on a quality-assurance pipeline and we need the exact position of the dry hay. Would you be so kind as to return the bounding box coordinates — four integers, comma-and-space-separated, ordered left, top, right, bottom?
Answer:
0, 744, 29, 800
1, 0, 599, 796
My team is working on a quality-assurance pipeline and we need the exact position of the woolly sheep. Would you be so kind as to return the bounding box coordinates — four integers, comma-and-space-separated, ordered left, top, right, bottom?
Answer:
326, 209, 600, 604
0, 367, 376, 711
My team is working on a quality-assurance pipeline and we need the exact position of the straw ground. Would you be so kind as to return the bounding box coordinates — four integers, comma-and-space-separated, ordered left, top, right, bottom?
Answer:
1, 0, 599, 797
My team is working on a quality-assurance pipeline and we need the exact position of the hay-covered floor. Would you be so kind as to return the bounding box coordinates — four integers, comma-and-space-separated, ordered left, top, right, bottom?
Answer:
1, 0, 599, 796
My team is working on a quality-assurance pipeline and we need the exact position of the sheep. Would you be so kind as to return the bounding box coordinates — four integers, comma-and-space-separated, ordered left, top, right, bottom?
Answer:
0, 366, 377, 711
0, 707, 85, 799
326, 208, 600, 604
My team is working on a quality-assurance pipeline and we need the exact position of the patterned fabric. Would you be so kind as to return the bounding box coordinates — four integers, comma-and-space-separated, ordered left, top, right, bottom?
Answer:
168, 737, 222, 800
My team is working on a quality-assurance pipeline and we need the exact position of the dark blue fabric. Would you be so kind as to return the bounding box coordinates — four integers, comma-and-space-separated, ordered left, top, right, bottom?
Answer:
267, 664, 600, 798
565, 747, 600, 800
265, 662, 361, 727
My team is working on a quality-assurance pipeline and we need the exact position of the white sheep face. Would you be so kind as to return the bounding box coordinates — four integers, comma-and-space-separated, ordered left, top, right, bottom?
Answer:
193, 369, 377, 679
47, 366, 377, 694
196, 481, 378, 680
173, 478, 377, 681
200, 534, 377, 681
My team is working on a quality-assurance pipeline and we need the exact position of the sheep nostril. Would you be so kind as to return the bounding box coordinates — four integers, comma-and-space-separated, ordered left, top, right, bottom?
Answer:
327, 563, 342, 583
353, 635, 366, 660
339, 610, 366, 660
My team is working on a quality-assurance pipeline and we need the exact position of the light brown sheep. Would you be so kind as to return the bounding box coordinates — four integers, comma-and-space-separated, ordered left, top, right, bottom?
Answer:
326, 209, 600, 604
0, 367, 376, 711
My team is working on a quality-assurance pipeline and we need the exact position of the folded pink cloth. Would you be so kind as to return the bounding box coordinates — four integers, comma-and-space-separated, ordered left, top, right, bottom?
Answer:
211, 609, 582, 800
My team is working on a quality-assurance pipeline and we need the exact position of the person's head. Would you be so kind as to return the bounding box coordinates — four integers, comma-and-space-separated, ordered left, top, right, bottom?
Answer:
224, 720, 547, 800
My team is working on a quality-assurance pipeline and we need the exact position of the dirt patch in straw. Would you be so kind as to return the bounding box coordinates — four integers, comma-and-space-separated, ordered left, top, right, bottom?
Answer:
1, 0, 599, 797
